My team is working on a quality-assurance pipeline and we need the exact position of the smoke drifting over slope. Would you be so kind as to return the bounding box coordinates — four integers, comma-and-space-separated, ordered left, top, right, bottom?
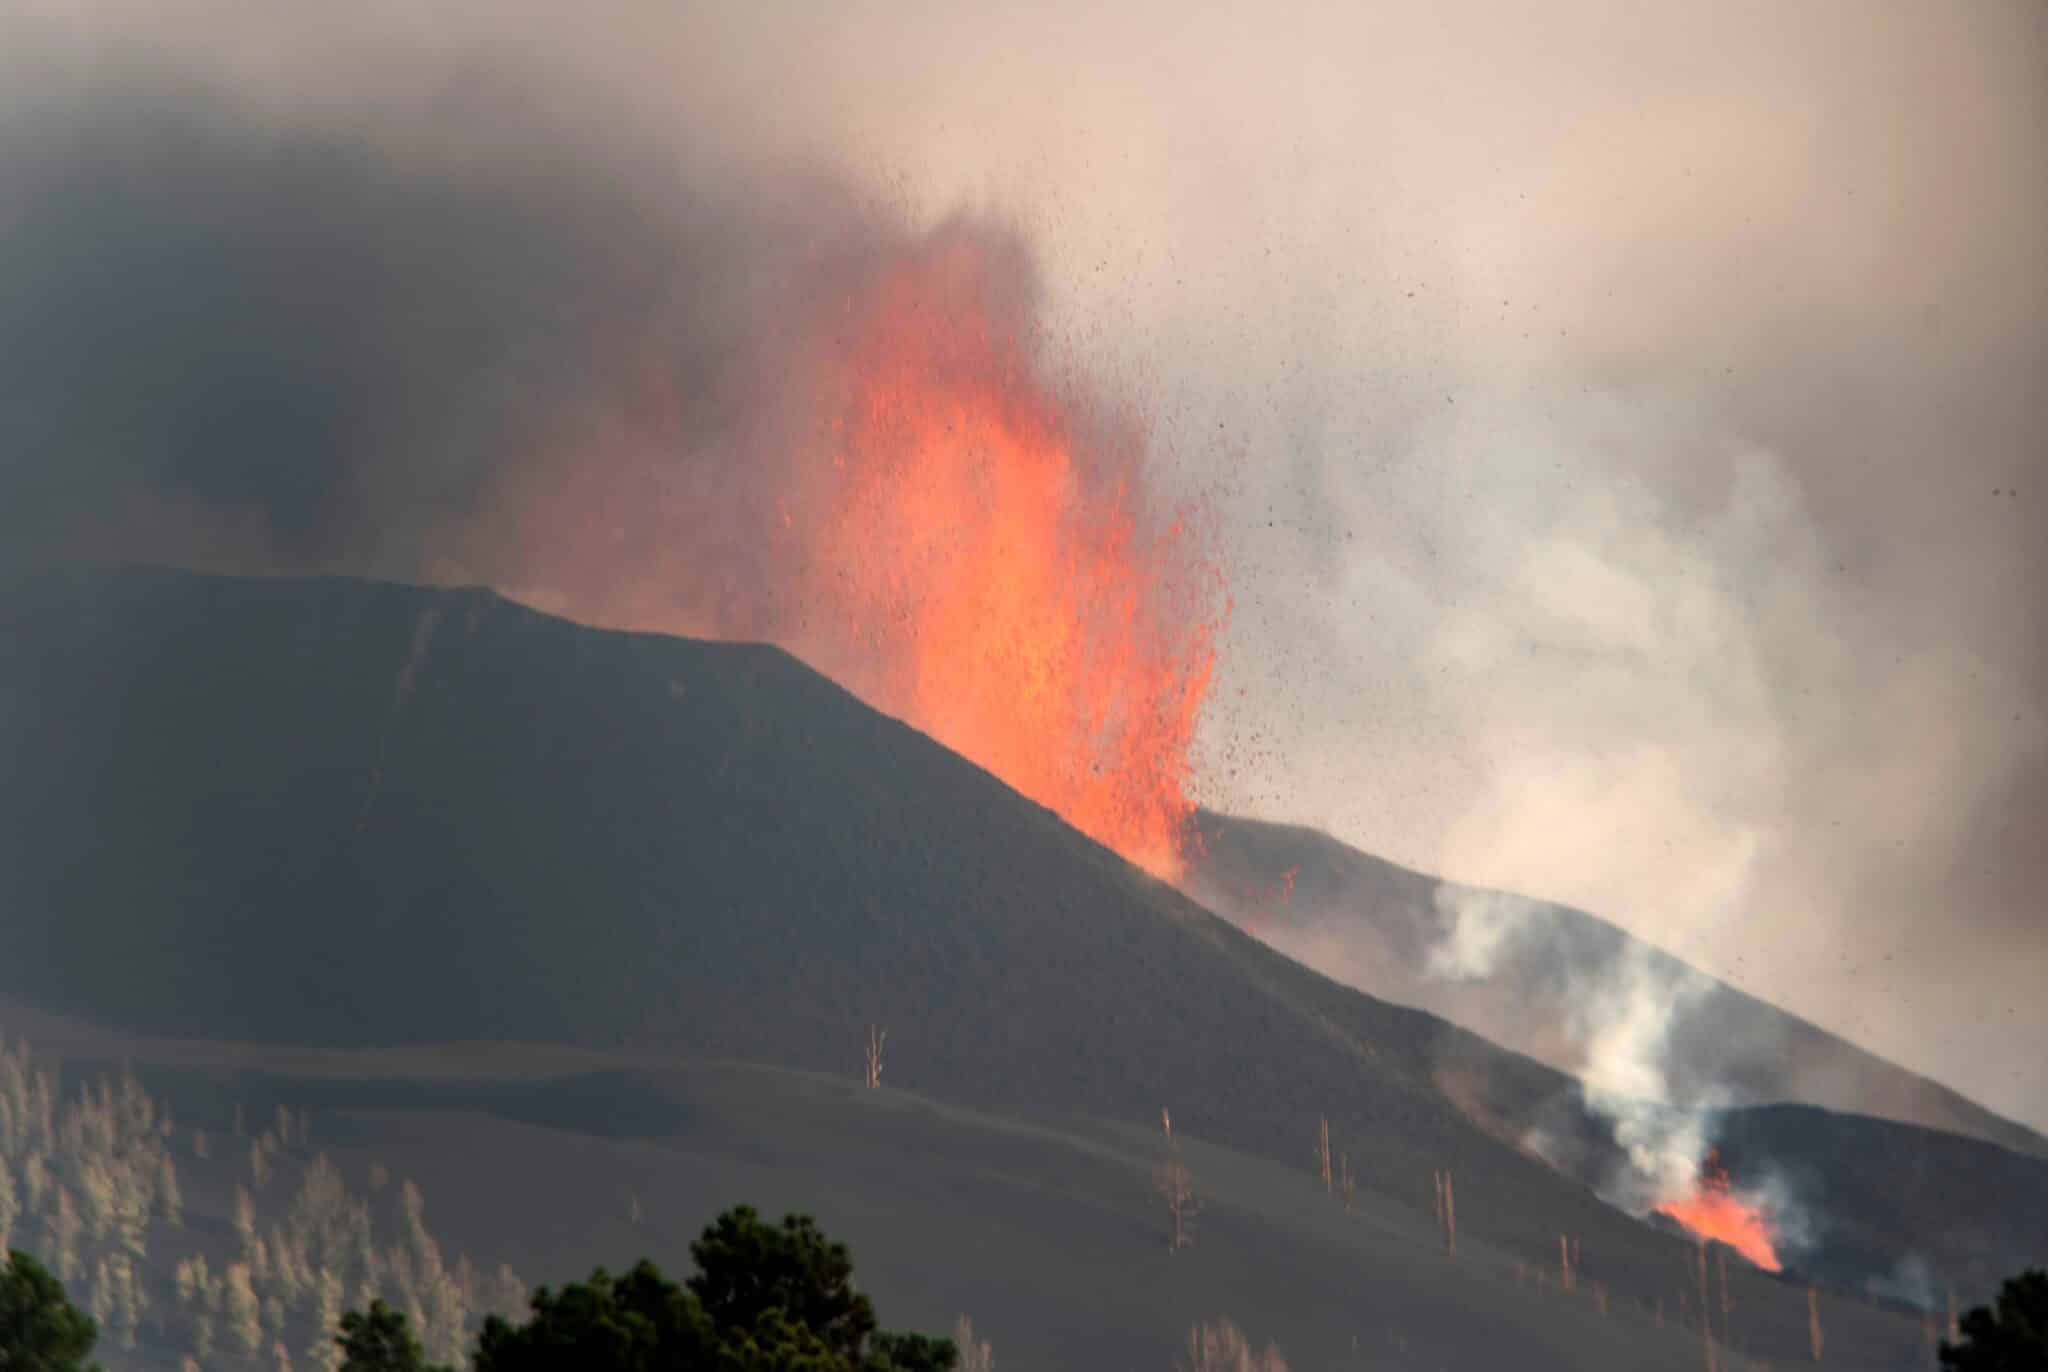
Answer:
0, 23, 1219, 869
1, 0, 2042, 1124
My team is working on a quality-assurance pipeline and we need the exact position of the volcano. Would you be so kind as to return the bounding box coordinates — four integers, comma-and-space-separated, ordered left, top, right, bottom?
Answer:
1185, 810, 2048, 1161
2, 563, 2041, 1368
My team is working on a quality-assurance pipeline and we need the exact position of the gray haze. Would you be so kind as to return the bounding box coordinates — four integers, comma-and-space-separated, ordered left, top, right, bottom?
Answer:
1, 1, 2042, 1126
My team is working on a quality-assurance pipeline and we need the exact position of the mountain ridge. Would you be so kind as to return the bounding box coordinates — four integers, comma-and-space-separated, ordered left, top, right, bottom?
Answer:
1184, 809, 2048, 1160
2, 561, 2041, 1334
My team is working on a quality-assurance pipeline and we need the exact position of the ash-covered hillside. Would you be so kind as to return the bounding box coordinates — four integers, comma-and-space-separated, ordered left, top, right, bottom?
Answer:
1186, 811, 2048, 1161
0, 565, 1571, 1223
0, 1009, 1945, 1372
2, 563, 2041, 1365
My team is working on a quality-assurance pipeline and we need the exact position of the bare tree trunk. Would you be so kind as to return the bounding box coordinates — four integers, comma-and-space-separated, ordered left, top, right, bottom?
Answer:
1315, 1119, 1332, 1194
1155, 1157, 1198, 1251
1155, 1108, 1197, 1251
1179, 1318, 1288, 1372
953, 1315, 995, 1372
1697, 1244, 1717, 1372
1808, 1286, 1824, 1362
1717, 1247, 1732, 1352
863, 1025, 886, 1089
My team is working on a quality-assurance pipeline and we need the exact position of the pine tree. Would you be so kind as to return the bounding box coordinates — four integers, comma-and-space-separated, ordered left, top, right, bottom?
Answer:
337, 1300, 449, 1372
0, 1249, 101, 1372
46, 1186, 83, 1283
1940, 1270, 2048, 1370
0, 1156, 17, 1254
227, 1261, 264, 1360
1179, 1318, 1288, 1372
159, 1154, 183, 1228
953, 1316, 994, 1372
311, 1266, 348, 1372
359, 1207, 967, 1372
235, 1185, 258, 1246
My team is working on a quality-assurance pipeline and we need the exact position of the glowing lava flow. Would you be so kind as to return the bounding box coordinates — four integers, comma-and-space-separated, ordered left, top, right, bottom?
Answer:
1654, 1149, 1782, 1271
790, 228, 1222, 877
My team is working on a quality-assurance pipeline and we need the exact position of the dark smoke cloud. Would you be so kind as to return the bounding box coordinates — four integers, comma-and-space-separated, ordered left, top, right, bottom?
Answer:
0, 42, 1143, 670
0, 58, 782, 588
0, 44, 1086, 664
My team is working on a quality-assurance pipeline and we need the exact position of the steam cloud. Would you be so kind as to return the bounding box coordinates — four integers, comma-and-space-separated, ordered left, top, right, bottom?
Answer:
1428, 884, 1799, 1244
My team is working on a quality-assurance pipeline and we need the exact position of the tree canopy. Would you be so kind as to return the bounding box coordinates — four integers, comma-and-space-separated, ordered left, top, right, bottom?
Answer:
339, 1299, 456, 1372
1940, 1269, 2048, 1371
0, 1249, 101, 1372
341, 1206, 955, 1372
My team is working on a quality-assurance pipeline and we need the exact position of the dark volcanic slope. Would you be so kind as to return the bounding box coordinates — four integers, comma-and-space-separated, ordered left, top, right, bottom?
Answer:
0, 1001, 1947, 1372
1715, 1105, 2048, 1299
1186, 811, 2048, 1161
0, 565, 1597, 1239
3, 564, 2042, 1342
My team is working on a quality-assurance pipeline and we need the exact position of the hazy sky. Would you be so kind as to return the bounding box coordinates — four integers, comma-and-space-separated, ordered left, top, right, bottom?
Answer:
3, 1, 2042, 1126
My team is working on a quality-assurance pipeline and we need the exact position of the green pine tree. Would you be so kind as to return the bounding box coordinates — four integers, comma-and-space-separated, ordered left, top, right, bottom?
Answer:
1940, 1269, 2048, 1371
0, 1249, 102, 1372
343, 1205, 956, 1372
337, 1299, 457, 1372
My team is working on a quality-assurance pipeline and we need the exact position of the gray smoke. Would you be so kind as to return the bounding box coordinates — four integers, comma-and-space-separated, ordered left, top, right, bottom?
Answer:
1866, 1253, 1939, 1315
0, 23, 1100, 664
0, 46, 753, 577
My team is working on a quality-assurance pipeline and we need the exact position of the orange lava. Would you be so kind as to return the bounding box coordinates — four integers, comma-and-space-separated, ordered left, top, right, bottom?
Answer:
492, 220, 1223, 876
1654, 1149, 1782, 1272
789, 228, 1222, 877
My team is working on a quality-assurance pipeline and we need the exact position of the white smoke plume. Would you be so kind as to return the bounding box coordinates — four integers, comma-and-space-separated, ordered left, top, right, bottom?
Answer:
1427, 883, 1798, 1239
1424, 887, 1542, 983
1568, 947, 1722, 1207
1866, 1253, 1938, 1314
